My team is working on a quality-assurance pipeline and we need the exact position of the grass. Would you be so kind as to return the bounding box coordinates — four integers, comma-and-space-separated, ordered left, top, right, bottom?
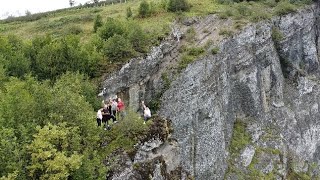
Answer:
99, 110, 150, 158
0, 0, 312, 43
178, 46, 205, 71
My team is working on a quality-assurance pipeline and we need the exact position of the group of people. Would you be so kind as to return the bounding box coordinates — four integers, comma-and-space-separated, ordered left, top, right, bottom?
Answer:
96, 97, 125, 130
96, 97, 152, 130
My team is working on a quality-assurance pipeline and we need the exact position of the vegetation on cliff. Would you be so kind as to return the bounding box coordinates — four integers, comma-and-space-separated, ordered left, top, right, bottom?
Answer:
0, 0, 317, 179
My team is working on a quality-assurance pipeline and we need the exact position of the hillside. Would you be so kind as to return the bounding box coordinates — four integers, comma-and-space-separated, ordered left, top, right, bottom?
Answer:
0, 0, 318, 179
0, 0, 312, 42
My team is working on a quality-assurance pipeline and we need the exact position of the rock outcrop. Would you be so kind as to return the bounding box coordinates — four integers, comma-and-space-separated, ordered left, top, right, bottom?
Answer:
102, 3, 320, 179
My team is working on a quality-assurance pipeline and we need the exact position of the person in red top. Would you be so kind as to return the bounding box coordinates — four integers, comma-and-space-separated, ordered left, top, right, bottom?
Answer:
117, 97, 126, 120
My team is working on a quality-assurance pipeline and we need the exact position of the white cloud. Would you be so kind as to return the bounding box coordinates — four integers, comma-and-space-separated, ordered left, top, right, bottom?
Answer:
0, 0, 90, 19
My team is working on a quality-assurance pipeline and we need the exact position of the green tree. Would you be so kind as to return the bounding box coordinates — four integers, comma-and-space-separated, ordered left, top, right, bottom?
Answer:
0, 128, 21, 179
34, 35, 90, 81
27, 123, 83, 180
139, 0, 151, 18
93, 14, 103, 33
167, 0, 190, 12
103, 34, 133, 62
0, 35, 30, 78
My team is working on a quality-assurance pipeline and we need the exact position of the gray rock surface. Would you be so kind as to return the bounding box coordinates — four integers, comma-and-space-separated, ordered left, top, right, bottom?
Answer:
102, 3, 320, 180
158, 4, 320, 179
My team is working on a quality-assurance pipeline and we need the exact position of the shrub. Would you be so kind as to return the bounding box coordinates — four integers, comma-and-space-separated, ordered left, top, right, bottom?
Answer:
187, 47, 205, 56
185, 27, 196, 42
139, 0, 151, 18
218, 8, 234, 19
126, 7, 133, 18
98, 18, 125, 40
271, 27, 284, 43
178, 54, 195, 70
127, 23, 149, 53
219, 29, 233, 37
103, 34, 133, 62
274, 1, 297, 16
211, 47, 219, 55
67, 25, 83, 35
167, 0, 190, 12
235, 2, 252, 16
93, 14, 103, 33
250, 8, 271, 22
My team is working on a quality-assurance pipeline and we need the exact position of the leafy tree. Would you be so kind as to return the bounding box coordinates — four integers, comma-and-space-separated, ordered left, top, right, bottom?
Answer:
27, 123, 83, 180
0, 128, 21, 178
92, 0, 99, 5
139, 0, 151, 18
0, 35, 30, 78
167, 0, 190, 12
103, 34, 133, 62
34, 35, 90, 81
69, 0, 75, 7
93, 14, 103, 33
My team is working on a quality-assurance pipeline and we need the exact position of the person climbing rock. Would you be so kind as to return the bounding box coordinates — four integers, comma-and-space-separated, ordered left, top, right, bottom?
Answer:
143, 105, 151, 124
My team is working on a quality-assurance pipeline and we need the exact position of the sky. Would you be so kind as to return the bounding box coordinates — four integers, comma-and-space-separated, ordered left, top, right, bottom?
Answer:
0, 0, 91, 19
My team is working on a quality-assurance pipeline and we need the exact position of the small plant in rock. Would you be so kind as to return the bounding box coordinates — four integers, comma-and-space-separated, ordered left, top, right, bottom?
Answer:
187, 47, 205, 56
271, 27, 284, 43
211, 47, 219, 55
219, 28, 233, 37
185, 27, 196, 42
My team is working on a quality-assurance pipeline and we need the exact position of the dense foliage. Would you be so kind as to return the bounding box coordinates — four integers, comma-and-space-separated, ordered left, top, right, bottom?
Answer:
96, 18, 151, 61
0, 72, 104, 179
167, 0, 190, 12
0, 0, 316, 179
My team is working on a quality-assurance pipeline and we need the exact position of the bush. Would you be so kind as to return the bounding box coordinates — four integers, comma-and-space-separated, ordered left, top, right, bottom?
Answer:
139, 0, 151, 18
178, 54, 195, 70
167, 0, 190, 12
126, 7, 133, 18
274, 1, 297, 16
98, 18, 125, 40
66, 25, 83, 35
103, 34, 134, 62
187, 47, 205, 56
127, 23, 149, 53
93, 14, 103, 33
271, 27, 284, 42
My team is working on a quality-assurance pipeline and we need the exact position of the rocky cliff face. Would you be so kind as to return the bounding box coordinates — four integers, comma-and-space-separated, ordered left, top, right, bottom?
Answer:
102, 3, 320, 179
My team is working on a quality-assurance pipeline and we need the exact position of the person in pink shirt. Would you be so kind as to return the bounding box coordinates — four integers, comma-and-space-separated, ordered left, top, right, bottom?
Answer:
117, 97, 126, 120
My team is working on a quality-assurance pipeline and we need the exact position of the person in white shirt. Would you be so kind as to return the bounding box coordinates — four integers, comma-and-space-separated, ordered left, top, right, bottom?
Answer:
143, 105, 151, 124
96, 108, 103, 127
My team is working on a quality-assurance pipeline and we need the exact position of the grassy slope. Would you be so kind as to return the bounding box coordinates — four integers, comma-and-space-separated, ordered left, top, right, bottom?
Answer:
0, 0, 310, 42
0, 0, 220, 42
